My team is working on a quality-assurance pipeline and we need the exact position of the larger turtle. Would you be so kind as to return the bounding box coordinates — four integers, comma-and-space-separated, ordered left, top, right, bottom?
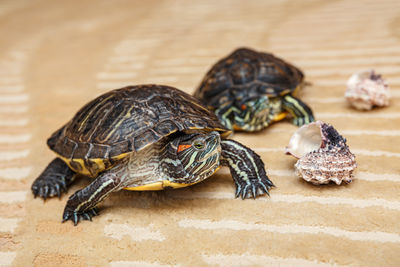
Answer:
194, 47, 315, 131
31, 85, 274, 225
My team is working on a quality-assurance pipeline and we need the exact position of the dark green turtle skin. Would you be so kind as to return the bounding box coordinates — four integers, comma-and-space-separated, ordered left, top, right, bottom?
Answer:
194, 47, 315, 131
31, 85, 274, 225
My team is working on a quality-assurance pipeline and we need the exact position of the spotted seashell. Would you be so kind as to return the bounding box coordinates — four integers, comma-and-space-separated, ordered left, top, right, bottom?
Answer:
345, 69, 390, 110
285, 121, 357, 185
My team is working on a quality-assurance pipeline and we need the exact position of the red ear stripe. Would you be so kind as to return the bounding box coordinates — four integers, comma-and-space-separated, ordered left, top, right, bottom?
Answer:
177, 144, 192, 152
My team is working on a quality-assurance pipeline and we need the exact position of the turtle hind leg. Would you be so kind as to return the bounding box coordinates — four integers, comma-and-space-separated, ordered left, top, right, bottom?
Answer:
31, 158, 76, 199
62, 163, 126, 225
282, 95, 315, 126
220, 139, 274, 199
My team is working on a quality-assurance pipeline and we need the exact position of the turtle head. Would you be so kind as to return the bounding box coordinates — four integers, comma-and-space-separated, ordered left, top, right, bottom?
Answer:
175, 131, 221, 182
233, 95, 270, 131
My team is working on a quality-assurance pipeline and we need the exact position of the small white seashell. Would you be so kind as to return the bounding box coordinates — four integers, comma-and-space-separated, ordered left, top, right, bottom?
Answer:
286, 121, 357, 185
345, 69, 390, 110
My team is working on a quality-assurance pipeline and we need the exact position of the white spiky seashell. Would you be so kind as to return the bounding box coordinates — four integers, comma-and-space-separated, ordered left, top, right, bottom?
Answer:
285, 121, 357, 185
345, 69, 390, 110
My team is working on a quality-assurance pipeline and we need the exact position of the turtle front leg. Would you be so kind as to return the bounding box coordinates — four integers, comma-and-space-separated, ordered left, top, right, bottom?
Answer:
31, 158, 76, 199
220, 139, 274, 199
214, 104, 235, 130
282, 95, 315, 126
62, 165, 126, 226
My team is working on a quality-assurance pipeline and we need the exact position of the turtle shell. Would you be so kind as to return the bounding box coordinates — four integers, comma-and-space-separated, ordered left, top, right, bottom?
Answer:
194, 47, 304, 106
48, 85, 229, 176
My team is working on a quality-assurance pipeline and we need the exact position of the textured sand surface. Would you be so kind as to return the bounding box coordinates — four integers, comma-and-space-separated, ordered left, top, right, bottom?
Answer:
0, 0, 399, 266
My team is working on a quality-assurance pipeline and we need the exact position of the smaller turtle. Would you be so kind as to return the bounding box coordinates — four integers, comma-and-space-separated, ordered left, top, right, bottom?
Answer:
31, 85, 274, 225
194, 47, 315, 131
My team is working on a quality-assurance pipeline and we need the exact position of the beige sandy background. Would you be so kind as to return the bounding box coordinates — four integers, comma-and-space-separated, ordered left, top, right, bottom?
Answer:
0, 0, 399, 266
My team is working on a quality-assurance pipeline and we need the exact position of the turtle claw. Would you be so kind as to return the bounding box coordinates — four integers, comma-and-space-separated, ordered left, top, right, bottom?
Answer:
83, 213, 92, 221
241, 185, 250, 200
251, 185, 257, 199
259, 182, 272, 196
55, 184, 61, 198
62, 207, 99, 226
235, 180, 274, 200
32, 176, 69, 200
31, 158, 75, 200
235, 186, 241, 198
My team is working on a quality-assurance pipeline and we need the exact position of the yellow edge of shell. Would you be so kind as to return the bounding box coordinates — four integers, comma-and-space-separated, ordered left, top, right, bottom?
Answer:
124, 166, 221, 191
273, 111, 288, 122
56, 152, 129, 177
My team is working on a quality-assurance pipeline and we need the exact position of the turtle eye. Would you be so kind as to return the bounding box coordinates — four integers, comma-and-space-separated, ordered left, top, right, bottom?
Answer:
193, 141, 205, 150
241, 104, 247, 110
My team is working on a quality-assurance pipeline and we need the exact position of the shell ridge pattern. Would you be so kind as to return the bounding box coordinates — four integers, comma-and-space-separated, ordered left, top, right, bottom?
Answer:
90, 98, 125, 143
50, 85, 227, 160
196, 48, 304, 109
75, 93, 115, 133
